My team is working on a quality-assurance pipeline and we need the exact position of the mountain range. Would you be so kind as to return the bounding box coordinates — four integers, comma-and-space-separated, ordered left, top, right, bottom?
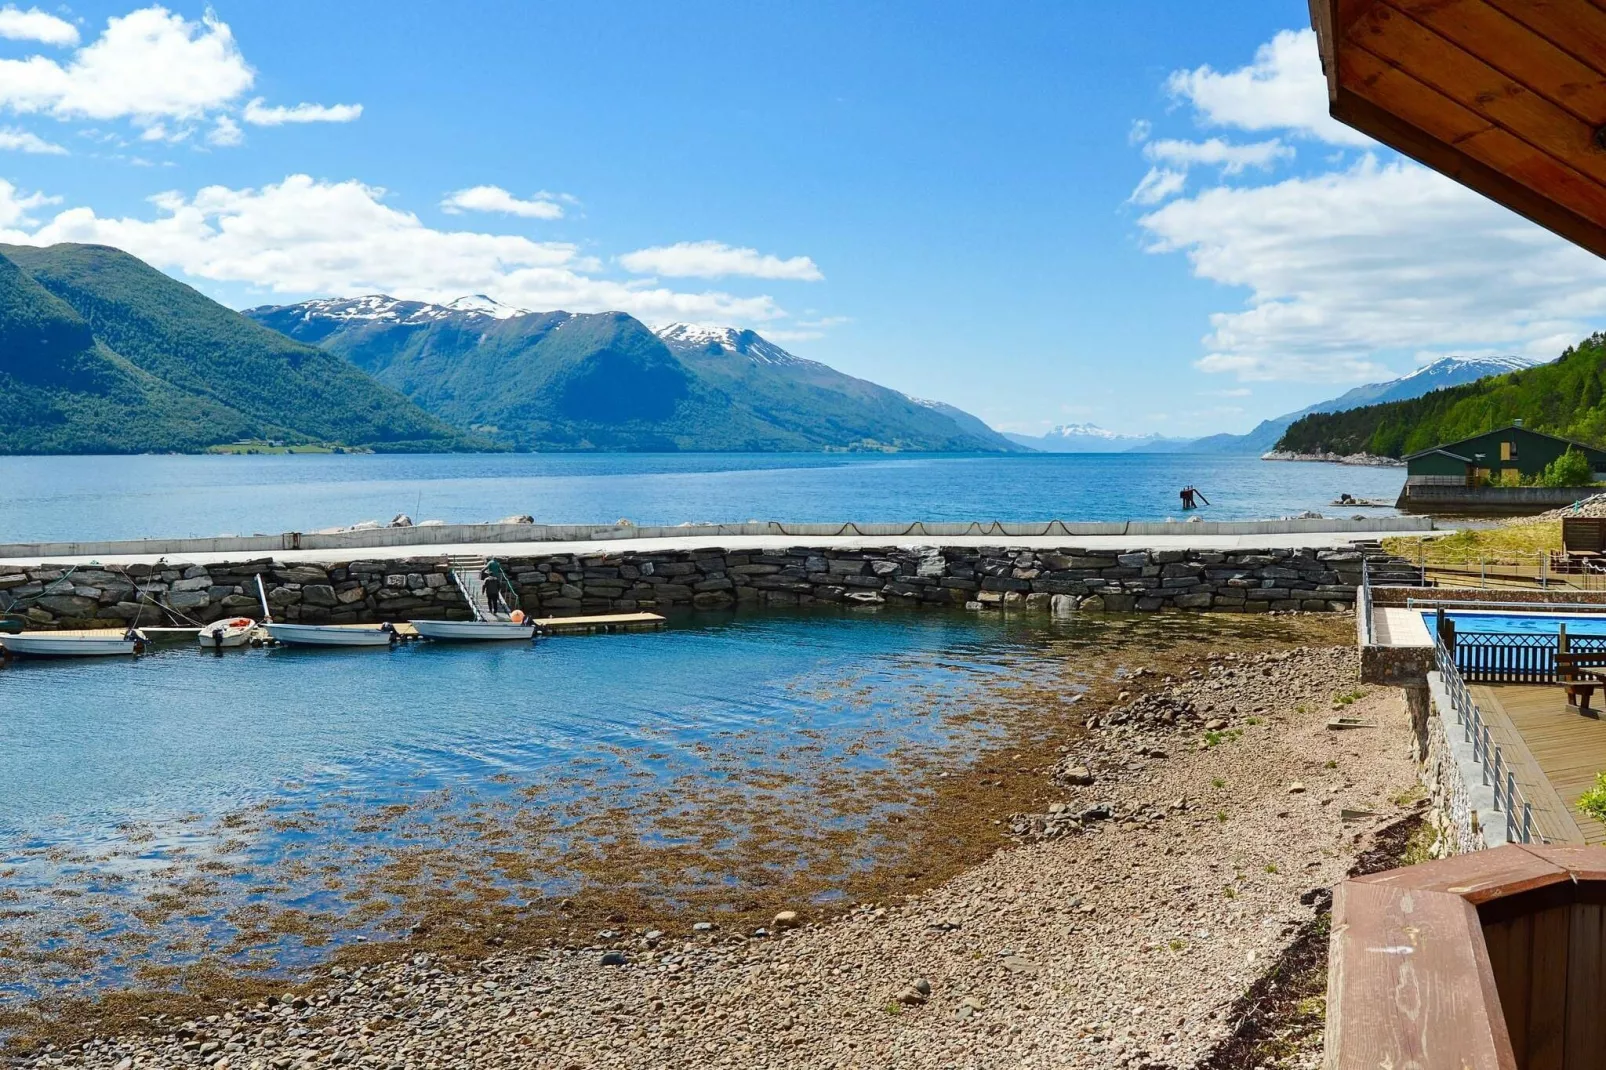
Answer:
0, 244, 465, 454
1276, 338, 1606, 458
0, 240, 1558, 458
1000, 356, 1540, 455
245, 297, 1021, 452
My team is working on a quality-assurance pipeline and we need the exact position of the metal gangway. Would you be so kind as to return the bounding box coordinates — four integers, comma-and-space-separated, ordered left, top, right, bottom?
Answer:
446, 555, 520, 622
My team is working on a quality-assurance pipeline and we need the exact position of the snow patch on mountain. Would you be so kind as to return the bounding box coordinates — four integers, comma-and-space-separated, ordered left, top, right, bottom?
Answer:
654, 323, 815, 367
280, 294, 532, 325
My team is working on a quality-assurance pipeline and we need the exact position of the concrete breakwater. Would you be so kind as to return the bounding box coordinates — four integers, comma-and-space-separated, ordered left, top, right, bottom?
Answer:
1, 544, 1415, 630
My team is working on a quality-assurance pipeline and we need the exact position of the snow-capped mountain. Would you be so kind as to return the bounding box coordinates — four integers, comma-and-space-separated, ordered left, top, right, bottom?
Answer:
260, 293, 533, 328
1184, 354, 1544, 454
653, 323, 814, 367
246, 300, 1027, 452
1004, 423, 1190, 453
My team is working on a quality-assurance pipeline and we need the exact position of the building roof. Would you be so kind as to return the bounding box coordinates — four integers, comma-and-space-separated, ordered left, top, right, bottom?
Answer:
1403, 446, 1473, 464
1309, 1, 1606, 259
1402, 423, 1606, 462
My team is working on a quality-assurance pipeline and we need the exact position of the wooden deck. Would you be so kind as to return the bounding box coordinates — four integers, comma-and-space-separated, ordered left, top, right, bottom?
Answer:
1477, 685, 1606, 845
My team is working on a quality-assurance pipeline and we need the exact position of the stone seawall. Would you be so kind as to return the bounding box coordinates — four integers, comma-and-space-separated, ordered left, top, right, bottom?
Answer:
0, 544, 1411, 630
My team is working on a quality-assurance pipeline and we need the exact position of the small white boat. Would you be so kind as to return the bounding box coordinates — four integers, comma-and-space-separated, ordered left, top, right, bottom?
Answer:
264, 623, 395, 647
410, 618, 537, 641
0, 632, 142, 657
198, 617, 256, 649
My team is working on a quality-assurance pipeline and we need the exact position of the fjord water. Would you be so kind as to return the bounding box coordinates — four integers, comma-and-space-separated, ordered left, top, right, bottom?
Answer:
0, 452, 1406, 542
0, 609, 1063, 998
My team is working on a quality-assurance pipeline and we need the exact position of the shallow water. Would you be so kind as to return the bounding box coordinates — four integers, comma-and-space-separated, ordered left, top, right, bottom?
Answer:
0, 452, 1406, 542
0, 608, 1082, 1001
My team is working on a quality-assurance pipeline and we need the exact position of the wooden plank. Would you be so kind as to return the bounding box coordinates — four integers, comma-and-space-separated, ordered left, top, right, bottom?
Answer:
1484, 0, 1606, 79
1564, 901, 1606, 1064
1487, 685, 1606, 844
1326, 881, 1516, 1069
1475, 686, 1588, 845
1482, 913, 1533, 1061
1527, 904, 1571, 1070
1353, 843, 1570, 902
1391, 0, 1606, 121
1351, 5, 1606, 186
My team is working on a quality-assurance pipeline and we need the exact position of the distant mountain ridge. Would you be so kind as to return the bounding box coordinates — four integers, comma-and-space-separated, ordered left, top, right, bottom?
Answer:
1004, 423, 1191, 453
247, 300, 1022, 453
1182, 355, 1541, 455
0, 244, 467, 455
1276, 338, 1606, 457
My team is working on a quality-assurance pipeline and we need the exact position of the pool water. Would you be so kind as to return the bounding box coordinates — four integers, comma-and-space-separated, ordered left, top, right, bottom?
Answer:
1420, 610, 1606, 637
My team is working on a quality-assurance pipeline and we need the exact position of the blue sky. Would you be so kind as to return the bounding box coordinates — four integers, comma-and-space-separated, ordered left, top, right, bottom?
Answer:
2, 1, 1605, 439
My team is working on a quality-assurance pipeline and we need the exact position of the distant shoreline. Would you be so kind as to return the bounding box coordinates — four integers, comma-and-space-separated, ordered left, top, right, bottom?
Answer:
1261, 450, 1404, 468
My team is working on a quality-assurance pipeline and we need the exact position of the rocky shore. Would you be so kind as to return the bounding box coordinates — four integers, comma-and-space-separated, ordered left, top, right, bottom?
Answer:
0, 545, 1415, 630
15, 642, 1418, 1070
1260, 451, 1404, 468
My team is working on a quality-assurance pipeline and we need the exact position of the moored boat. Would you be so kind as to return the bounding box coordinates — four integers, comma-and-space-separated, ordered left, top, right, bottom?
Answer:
409, 618, 537, 641
263, 623, 395, 647
198, 617, 256, 649
0, 632, 142, 657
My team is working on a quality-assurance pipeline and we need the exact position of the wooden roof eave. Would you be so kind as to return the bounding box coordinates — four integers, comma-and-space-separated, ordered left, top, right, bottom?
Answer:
1308, 0, 1606, 262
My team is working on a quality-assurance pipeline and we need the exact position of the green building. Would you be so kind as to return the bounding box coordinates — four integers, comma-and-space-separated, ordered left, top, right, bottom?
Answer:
1403, 422, 1606, 487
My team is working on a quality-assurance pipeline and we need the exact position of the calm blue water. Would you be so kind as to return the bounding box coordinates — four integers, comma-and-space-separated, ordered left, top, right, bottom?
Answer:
1424, 611, 1606, 637
0, 452, 1407, 543
0, 608, 1087, 999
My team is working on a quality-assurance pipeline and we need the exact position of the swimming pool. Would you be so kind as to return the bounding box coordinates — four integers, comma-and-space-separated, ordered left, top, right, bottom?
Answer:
1420, 610, 1606, 637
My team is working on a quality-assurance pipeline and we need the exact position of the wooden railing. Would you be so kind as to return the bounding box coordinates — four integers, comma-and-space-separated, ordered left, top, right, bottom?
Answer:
1328, 845, 1606, 1069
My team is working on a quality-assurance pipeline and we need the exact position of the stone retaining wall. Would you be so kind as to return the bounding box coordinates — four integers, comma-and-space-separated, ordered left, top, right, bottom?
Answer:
0, 544, 1410, 630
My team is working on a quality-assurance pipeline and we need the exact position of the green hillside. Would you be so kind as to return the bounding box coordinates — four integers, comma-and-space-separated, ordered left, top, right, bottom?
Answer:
0, 251, 264, 453
1276, 334, 1606, 457
0, 243, 469, 454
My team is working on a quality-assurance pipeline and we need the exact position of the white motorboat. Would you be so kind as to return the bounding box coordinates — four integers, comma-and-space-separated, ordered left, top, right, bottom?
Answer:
409, 618, 536, 641
198, 617, 256, 649
264, 623, 395, 647
0, 632, 142, 657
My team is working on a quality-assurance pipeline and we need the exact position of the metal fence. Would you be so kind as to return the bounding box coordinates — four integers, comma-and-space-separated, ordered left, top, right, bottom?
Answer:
1446, 630, 1606, 684
1431, 628, 1538, 845
1357, 558, 1375, 647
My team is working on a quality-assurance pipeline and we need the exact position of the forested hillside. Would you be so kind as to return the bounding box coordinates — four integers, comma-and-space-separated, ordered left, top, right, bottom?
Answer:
1276, 334, 1606, 457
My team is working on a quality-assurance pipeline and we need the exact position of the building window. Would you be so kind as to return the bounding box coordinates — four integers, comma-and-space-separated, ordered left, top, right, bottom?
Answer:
1500, 440, 1515, 461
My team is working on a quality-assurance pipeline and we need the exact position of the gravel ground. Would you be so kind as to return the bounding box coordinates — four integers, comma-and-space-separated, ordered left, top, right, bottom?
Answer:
18, 644, 1418, 1070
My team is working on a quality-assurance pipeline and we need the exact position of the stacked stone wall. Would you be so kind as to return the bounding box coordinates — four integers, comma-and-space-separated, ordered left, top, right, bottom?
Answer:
0, 544, 1410, 630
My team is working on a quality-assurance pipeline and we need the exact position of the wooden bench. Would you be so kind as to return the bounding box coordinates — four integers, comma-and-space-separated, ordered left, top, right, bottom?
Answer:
1555, 651, 1606, 715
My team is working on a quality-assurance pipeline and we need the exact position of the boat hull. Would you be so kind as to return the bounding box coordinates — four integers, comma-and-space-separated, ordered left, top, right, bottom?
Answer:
264, 623, 394, 647
410, 619, 537, 641
198, 618, 255, 648
0, 634, 139, 657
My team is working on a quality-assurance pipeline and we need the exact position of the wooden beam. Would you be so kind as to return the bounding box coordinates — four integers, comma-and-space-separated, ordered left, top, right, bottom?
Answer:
1391, 0, 1606, 123
1352, 5, 1606, 187
1486, 0, 1606, 76
1339, 47, 1606, 227
1328, 89, 1606, 257
1327, 880, 1517, 1069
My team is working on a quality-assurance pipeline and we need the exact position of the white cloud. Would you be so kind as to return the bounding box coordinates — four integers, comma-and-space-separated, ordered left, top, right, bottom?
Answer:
0, 7, 253, 121
0, 5, 77, 46
1127, 118, 1151, 145
0, 177, 58, 226
1143, 137, 1292, 175
1129, 167, 1185, 205
0, 125, 62, 153
207, 114, 241, 146
440, 185, 564, 220
0, 174, 787, 324
619, 240, 823, 281
1165, 28, 1371, 146
242, 97, 361, 125
1139, 157, 1606, 381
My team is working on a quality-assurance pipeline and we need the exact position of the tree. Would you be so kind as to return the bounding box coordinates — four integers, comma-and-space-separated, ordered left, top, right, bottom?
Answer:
1539, 447, 1597, 487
